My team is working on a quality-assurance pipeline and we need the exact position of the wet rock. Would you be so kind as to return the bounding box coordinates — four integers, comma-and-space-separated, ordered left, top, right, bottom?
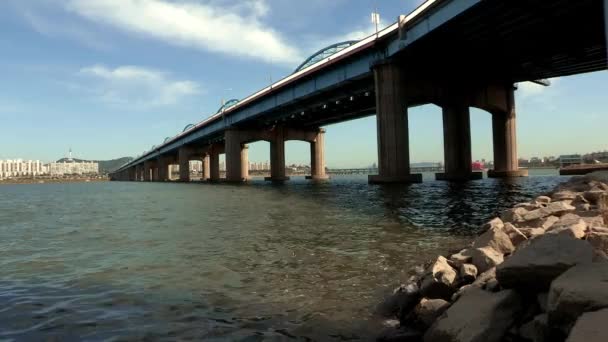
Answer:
566, 308, 608, 342
548, 262, 608, 329
503, 223, 528, 246
583, 188, 607, 204
519, 314, 549, 342
586, 232, 608, 255
459, 264, 477, 284
377, 283, 420, 318
471, 247, 504, 273
472, 227, 515, 254
414, 298, 450, 328
420, 256, 457, 300
496, 234, 594, 291
449, 249, 473, 268
424, 288, 522, 342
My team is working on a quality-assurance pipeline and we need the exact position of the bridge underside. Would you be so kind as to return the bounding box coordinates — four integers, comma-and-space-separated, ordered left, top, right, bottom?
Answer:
394, 0, 606, 81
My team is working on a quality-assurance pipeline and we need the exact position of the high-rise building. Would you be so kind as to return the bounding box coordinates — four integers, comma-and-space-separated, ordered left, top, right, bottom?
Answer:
48, 161, 99, 176
0, 159, 46, 178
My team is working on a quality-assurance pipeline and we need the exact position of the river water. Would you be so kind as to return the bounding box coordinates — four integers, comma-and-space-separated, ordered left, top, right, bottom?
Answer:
0, 171, 565, 341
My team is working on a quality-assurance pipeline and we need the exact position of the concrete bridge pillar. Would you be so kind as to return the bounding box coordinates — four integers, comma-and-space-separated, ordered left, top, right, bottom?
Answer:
436, 102, 482, 181
267, 126, 289, 182
369, 62, 422, 184
202, 154, 211, 181
135, 165, 142, 181
143, 161, 154, 181
488, 86, 528, 178
178, 147, 191, 182
209, 144, 223, 182
306, 128, 329, 181
225, 130, 249, 182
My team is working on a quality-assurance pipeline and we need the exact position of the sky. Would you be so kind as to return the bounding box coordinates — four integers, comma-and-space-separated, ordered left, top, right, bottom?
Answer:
0, 0, 606, 168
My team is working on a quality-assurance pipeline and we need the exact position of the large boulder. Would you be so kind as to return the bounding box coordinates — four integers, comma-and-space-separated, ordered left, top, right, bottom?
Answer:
472, 228, 515, 254
471, 247, 504, 273
519, 314, 549, 342
566, 308, 608, 342
496, 234, 594, 291
501, 207, 529, 223
424, 288, 522, 342
414, 298, 451, 328
518, 227, 546, 239
552, 190, 579, 201
548, 262, 608, 329
482, 217, 504, 231
522, 202, 576, 222
503, 223, 528, 246
420, 256, 458, 300
459, 264, 477, 284
546, 214, 588, 239
586, 232, 608, 254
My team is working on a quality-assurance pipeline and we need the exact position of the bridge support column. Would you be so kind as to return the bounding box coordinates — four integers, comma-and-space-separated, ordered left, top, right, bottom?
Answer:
225, 130, 249, 183
306, 128, 329, 181
266, 127, 289, 182
202, 154, 211, 181
157, 158, 168, 182
178, 147, 191, 182
209, 144, 222, 182
436, 102, 483, 181
135, 165, 142, 181
368, 62, 422, 184
143, 161, 154, 181
488, 86, 528, 178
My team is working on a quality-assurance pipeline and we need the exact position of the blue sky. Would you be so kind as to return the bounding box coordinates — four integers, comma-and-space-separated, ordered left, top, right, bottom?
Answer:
0, 0, 606, 168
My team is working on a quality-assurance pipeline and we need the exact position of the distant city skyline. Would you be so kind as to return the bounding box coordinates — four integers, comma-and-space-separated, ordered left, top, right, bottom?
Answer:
0, 0, 606, 168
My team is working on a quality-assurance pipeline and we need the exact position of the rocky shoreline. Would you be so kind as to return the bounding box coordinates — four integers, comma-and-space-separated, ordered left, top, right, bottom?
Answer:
377, 172, 608, 342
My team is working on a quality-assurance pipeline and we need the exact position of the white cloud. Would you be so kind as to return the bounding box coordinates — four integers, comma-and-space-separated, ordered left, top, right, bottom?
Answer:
63, 0, 301, 65
78, 65, 201, 107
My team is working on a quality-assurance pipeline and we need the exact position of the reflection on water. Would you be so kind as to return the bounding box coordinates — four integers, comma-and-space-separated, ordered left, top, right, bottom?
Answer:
0, 171, 564, 340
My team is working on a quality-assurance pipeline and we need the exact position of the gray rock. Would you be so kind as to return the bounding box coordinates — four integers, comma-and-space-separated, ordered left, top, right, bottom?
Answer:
546, 216, 587, 239
459, 263, 477, 284
376, 283, 420, 318
538, 292, 548, 312
583, 188, 607, 204
566, 308, 608, 342
472, 227, 515, 254
471, 247, 504, 273
472, 267, 496, 288
519, 314, 549, 342
378, 326, 423, 342
587, 232, 608, 255
414, 298, 450, 327
424, 288, 522, 342
523, 202, 576, 222
496, 234, 594, 291
548, 262, 608, 328
449, 249, 474, 268
420, 256, 458, 300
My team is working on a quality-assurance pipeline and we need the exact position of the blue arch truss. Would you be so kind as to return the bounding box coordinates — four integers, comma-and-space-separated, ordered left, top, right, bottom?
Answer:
216, 99, 240, 114
183, 124, 195, 132
293, 40, 359, 73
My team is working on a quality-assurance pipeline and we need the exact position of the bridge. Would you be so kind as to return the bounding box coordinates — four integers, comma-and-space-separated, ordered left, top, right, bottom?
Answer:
111, 0, 607, 183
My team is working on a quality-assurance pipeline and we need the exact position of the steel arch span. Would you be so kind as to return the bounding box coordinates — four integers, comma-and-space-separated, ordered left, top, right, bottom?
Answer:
293, 40, 359, 73
216, 99, 240, 114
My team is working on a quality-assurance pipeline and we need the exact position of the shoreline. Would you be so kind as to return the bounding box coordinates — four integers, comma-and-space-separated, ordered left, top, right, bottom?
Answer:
0, 177, 109, 186
377, 171, 608, 342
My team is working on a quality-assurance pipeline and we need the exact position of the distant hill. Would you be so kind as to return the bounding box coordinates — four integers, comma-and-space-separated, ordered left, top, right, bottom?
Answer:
55, 157, 134, 173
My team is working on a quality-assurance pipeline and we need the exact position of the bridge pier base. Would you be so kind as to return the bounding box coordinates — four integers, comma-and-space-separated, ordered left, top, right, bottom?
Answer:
178, 147, 191, 182
369, 62, 422, 184
202, 154, 211, 181
488, 86, 528, 178
306, 128, 329, 181
225, 130, 250, 183
436, 102, 483, 181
